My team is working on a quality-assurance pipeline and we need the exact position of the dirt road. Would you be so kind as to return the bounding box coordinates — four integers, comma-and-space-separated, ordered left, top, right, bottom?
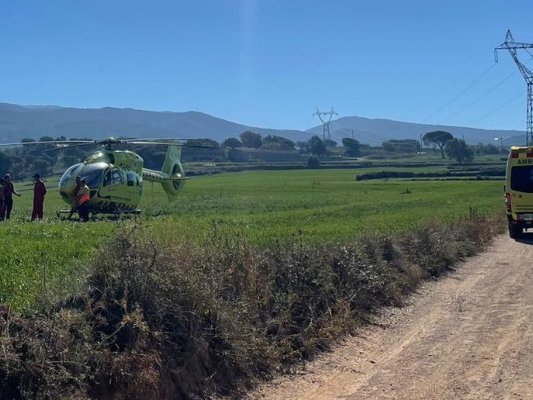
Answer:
248, 235, 533, 400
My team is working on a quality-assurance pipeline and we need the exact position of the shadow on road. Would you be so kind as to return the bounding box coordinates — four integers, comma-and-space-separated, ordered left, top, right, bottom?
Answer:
515, 231, 533, 245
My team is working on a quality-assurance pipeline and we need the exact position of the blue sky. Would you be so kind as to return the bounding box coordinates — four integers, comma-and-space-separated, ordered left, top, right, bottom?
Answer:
0, 0, 532, 132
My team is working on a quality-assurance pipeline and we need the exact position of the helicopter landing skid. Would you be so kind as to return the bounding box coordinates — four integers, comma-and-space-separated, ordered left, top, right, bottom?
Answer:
57, 208, 142, 219
110, 208, 142, 215
57, 209, 76, 219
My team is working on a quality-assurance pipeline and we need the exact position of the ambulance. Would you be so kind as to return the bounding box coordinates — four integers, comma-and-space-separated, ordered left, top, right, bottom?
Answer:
505, 146, 533, 238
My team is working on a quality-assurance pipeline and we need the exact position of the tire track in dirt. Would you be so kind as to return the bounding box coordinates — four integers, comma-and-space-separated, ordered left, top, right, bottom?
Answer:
247, 235, 533, 400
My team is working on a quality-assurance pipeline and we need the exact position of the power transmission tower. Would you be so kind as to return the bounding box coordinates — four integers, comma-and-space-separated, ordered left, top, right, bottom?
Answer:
313, 107, 338, 141
495, 30, 533, 145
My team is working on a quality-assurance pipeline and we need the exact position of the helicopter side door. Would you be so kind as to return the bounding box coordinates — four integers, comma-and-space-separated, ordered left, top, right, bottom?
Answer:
99, 168, 141, 209
99, 168, 126, 201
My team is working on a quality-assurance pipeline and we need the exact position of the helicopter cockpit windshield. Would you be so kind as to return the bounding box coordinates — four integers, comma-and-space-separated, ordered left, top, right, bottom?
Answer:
78, 162, 106, 189
59, 163, 83, 188
58, 161, 107, 198
58, 161, 110, 207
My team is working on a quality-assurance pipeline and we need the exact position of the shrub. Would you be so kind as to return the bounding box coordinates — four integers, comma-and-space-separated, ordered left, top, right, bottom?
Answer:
0, 214, 505, 399
307, 156, 320, 169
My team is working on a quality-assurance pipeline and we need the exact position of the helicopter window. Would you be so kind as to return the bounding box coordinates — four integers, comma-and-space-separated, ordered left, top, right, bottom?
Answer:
126, 172, 136, 187
82, 168, 104, 189
59, 163, 83, 187
103, 169, 123, 186
69, 162, 105, 190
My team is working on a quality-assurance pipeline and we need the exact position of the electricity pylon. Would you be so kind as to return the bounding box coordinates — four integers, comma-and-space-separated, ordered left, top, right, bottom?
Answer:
495, 30, 533, 145
313, 107, 338, 141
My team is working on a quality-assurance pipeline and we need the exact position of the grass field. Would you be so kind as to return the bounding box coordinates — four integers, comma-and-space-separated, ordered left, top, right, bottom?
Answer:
0, 167, 504, 310
143, 169, 503, 244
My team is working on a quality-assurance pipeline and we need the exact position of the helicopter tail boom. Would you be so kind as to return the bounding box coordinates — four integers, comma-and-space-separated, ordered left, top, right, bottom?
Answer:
142, 144, 186, 202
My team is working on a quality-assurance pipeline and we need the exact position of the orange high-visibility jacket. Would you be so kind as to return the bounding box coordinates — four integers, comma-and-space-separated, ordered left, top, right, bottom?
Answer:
78, 185, 90, 205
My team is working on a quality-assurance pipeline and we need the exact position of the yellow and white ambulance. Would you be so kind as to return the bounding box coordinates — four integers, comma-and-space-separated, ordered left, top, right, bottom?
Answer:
505, 146, 533, 238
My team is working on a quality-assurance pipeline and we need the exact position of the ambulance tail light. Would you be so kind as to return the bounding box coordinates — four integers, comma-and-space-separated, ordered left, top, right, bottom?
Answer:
505, 192, 512, 212
511, 151, 519, 159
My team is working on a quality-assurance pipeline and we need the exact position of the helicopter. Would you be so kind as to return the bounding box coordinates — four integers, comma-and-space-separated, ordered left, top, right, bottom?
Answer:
1, 137, 195, 217
57, 137, 190, 217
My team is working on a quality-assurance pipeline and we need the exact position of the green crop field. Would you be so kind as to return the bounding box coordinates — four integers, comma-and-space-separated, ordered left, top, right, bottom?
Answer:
144, 169, 503, 243
0, 168, 504, 310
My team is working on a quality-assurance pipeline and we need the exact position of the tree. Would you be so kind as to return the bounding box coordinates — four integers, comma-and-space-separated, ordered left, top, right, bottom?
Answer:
61, 154, 83, 168
307, 156, 320, 169
445, 138, 473, 164
30, 157, 52, 177
136, 148, 166, 169
36, 135, 57, 153
262, 135, 295, 151
342, 138, 360, 157
472, 143, 499, 155
324, 139, 337, 148
382, 141, 395, 154
221, 137, 242, 148
485, 143, 500, 155
422, 131, 453, 158
0, 151, 11, 173
183, 139, 221, 161
296, 141, 309, 154
239, 130, 263, 148
382, 139, 420, 154
308, 135, 326, 156
20, 138, 36, 150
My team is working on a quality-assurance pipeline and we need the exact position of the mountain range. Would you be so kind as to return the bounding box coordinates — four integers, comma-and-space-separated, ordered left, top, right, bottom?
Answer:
0, 102, 525, 147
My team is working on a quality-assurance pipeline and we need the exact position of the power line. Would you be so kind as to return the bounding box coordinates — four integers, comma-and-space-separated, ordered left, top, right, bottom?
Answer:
440, 68, 520, 124
423, 63, 497, 121
438, 55, 533, 127
420, 41, 529, 130
471, 90, 523, 123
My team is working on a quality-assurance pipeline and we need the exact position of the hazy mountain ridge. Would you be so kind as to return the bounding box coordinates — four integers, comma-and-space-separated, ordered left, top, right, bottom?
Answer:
0, 102, 525, 146
0, 103, 305, 144
306, 116, 525, 147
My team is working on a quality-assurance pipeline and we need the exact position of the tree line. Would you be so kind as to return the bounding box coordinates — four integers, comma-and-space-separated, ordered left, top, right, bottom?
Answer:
0, 130, 505, 179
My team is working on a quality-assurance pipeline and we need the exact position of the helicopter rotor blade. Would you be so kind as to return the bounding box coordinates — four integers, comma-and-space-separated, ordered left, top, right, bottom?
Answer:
42, 141, 100, 153
126, 140, 218, 149
0, 137, 219, 151
181, 143, 220, 149
0, 140, 94, 147
126, 140, 185, 146
123, 138, 200, 143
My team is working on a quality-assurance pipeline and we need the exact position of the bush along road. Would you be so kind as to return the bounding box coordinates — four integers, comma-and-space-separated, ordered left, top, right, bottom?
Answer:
0, 214, 504, 400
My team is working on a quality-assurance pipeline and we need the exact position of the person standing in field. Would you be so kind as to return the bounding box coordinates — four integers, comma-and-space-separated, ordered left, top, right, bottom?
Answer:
31, 173, 47, 221
68, 175, 82, 220
77, 178, 90, 222
3, 174, 21, 220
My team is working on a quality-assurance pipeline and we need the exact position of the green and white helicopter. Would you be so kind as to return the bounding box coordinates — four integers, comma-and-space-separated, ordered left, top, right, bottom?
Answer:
56, 137, 187, 216
2, 137, 195, 217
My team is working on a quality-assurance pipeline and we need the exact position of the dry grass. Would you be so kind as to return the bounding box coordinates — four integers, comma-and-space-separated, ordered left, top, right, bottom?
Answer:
0, 214, 505, 399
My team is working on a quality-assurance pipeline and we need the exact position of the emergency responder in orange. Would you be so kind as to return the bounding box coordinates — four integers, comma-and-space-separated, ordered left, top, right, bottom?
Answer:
31, 173, 47, 221
77, 178, 90, 222
68, 175, 82, 220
